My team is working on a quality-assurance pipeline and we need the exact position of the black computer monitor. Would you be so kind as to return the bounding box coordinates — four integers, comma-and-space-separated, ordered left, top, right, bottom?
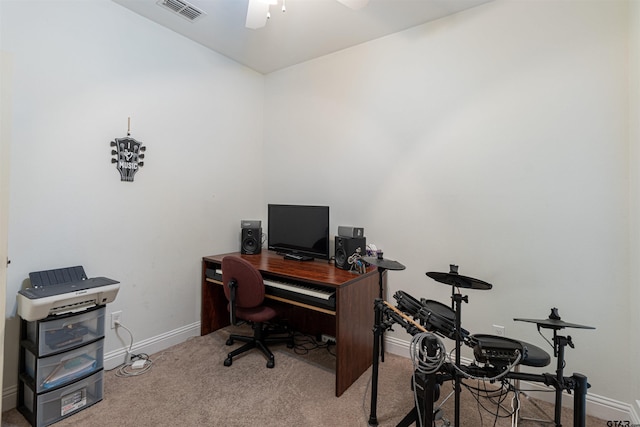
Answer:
267, 204, 329, 261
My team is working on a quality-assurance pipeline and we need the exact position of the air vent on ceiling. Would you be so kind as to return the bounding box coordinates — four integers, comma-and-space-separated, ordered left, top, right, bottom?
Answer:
157, 0, 206, 22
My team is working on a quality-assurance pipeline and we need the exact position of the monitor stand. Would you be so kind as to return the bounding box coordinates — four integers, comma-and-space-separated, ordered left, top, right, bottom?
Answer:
283, 253, 314, 261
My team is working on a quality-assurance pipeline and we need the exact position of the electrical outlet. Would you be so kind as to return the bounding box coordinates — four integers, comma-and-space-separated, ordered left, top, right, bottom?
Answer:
320, 334, 336, 344
111, 311, 122, 329
493, 324, 505, 337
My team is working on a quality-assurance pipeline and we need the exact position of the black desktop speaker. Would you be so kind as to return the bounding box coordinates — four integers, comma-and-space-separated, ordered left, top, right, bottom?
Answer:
334, 236, 366, 270
241, 220, 262, 255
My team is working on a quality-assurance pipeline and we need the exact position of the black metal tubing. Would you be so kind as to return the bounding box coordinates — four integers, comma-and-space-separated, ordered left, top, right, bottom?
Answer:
368, 299, 384, 427
367, 297, 590, 427
573, 373, 588, 427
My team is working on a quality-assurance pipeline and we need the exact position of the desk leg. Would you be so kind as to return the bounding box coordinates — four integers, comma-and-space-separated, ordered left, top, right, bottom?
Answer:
201, 275, 230, 335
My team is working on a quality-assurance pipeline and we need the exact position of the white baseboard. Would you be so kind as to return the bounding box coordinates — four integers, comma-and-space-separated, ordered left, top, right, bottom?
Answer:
385, 335, 639, 424
2, 384, 17, 414
2, 321, 201, 411
104, 321, 200, 370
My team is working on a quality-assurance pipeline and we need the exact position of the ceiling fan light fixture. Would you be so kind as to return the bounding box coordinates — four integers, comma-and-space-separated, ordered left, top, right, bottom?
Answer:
246, 0, 286, 29
246, 0, 368, 29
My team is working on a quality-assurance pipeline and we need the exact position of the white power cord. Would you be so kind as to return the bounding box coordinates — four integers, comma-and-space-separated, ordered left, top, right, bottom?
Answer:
111, 321, 153, 377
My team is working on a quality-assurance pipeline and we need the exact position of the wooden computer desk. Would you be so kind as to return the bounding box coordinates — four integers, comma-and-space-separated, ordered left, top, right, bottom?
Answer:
201, 251, 379, 397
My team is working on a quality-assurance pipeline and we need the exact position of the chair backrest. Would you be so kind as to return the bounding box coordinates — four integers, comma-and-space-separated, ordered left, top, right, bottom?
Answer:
221, 256, 265, 309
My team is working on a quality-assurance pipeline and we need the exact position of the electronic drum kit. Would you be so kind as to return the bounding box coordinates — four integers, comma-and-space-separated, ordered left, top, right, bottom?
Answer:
366, 261, 594, 427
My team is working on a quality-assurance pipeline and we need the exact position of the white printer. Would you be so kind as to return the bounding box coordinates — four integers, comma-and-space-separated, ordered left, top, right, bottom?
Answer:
17, 266, 120, 321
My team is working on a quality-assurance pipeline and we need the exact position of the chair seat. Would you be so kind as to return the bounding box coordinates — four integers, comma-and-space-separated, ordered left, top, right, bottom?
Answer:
222, 255, 292, 368
234, 305, 278, 323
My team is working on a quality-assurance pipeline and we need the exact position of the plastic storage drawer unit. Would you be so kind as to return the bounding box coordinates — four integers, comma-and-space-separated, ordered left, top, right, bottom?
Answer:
23, 306, 105, 357
20, 369, 103, 427
23, 339, 104, 393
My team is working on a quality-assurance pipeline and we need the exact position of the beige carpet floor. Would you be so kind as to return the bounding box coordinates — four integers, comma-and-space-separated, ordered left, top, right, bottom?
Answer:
2, 325, 605, 426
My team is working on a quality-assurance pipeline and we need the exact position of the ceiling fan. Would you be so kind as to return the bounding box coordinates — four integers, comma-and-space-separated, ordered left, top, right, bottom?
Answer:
245, 0, 370, 29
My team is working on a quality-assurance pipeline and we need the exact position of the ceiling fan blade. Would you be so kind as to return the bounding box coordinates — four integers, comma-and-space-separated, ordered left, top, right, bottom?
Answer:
246, 0, 271, 29
335, 0, 370, 10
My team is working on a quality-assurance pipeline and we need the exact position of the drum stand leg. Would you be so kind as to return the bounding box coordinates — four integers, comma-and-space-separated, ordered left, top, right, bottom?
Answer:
551, 333, 571, 427
451, 293, 467, 427
369, 299, 384, 427
514, 333, 575, 427
375, 267, 387, 362
396, 372, 437, 427
396, 336, 441, 427
508, 366, 554, 426
513, 391, 555, 426
573, 373, 588, 427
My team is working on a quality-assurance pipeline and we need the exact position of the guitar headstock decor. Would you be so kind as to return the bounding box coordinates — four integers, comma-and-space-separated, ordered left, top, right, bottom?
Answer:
110, 118, 146, 182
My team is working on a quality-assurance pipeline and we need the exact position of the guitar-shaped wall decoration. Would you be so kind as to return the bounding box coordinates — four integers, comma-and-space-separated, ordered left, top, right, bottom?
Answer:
110, 119, 146, 182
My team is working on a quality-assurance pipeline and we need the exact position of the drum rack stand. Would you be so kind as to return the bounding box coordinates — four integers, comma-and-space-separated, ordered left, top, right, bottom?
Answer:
367, 298, 590, 427
508, 331, 589, 427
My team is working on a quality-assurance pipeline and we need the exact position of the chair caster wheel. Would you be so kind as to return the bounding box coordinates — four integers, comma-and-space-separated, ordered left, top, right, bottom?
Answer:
266, 360, 274, 369
226, 338, 234, 346
224, 357, 232, 367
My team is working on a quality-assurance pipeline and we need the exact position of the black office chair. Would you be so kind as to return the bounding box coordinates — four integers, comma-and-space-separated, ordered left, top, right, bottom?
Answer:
221, 256, 293, 368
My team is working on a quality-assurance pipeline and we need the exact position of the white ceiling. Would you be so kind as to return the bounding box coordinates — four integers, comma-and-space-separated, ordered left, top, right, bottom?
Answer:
112, 0, 492, 74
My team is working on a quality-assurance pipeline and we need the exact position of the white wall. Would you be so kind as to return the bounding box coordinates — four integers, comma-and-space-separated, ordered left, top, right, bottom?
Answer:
629, 0, 640, 416
0, 50, 14, 415
265, 0, 633, 407
1, 0, 264, 402
2, 0, 637, 418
